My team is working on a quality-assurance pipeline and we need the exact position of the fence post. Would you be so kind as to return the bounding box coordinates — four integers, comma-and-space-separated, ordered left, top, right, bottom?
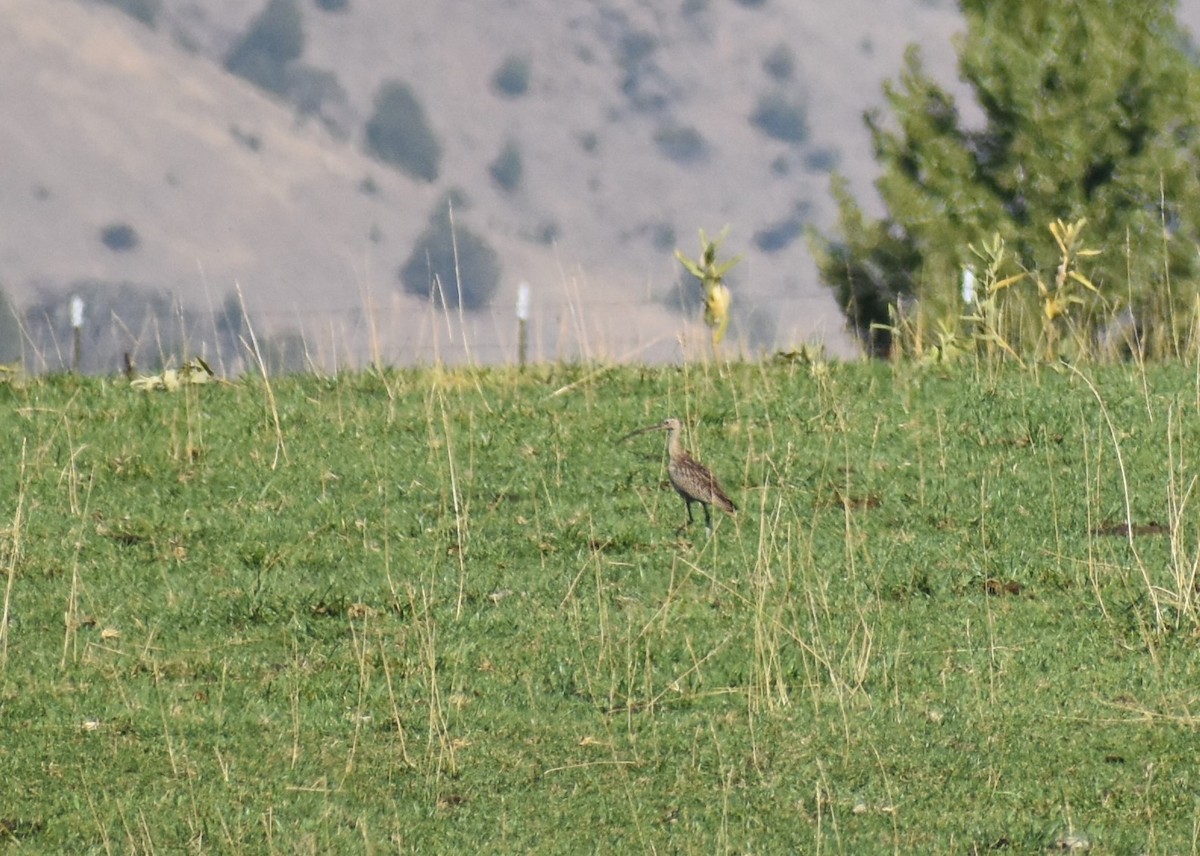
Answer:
70, 296, 84, 374
516, 282, 530, 369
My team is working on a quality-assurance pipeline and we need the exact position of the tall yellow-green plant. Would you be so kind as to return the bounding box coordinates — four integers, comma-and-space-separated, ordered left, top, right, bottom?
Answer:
1033, 218, 1102, 358
910, 219, 1100, 365
963, 233, 1025, 364
676, 228, 741, 348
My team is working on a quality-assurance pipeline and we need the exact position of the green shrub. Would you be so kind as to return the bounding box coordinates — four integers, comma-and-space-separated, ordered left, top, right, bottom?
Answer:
364, 80, 441, 182
650, 222, 676, 251
751, 92, 809, 144
286, 65, 349, 134
492, 56, 531, 98
653, 124, 708, 164
224, 0, 305, 96
754, 216, 803, 253
617, 30, 665, 110
314, 0, 348, 11
100, 0, 160, 26
230, 125, 263, 151
533, 220, 560, 246
803, 147, 840, 173
100, 223, 139, 252
762, 44, 795, 81
488, 140, 523, 192
399, 201, 501, 310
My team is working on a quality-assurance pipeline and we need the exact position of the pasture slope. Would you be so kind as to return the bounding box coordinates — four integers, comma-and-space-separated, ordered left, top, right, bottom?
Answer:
2, 360, 1199, 852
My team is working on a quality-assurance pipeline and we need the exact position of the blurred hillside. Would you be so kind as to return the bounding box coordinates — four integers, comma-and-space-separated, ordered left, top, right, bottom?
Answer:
12, 0, 1191, 371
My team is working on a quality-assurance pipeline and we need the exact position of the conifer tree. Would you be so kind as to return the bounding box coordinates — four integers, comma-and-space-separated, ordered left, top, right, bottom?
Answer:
813, 0, 1200, 357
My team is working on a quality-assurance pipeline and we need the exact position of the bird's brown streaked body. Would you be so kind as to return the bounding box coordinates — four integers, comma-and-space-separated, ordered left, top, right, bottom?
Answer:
621, 417, 737, 531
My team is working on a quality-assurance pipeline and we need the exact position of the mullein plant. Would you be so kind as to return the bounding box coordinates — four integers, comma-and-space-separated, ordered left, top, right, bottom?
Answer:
1034, 218, 1102, 359
676, 228, 741, 350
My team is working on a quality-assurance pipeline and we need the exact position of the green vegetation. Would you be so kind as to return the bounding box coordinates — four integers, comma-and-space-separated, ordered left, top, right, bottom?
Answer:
99, 222, 139, 253
491, 55, 531, 98
803, 147, 840, 174
487, 140, 523, 193
4, 360, 1200, 851
399, 198, 501, 310
762, 43, 796, 82
99, 0, 160, 27
286, 65, 350, 135
364, 80, 441, 183
653, 123, 708, 165
754, 219, 801, 253
813, 0, 1200, 358
224, 0, 305, 96
615, 29, 665, 111
751, 92, 809, 144
676, 228, 741, 346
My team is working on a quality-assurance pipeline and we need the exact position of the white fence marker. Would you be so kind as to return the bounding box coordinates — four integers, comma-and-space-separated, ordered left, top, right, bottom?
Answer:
70, 296, 84, 373
516, 282, 531, 368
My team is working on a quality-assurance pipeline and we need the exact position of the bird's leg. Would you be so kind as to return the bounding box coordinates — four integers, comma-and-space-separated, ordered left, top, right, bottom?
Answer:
684, 500, 695, 527
702, 502, 713, 534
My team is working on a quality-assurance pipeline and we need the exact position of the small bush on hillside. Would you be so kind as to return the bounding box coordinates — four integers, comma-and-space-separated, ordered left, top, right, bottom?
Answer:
754, 217, 803, 253
492, 56, 531, 98
653, 124, 708, 165
230, 125, 263, 151
489, 140, 524, 192
364, 80, 441, 182
532, 220, 560, 246
751, 93, 809, 144
616, 30, 668, 111
400, 202, 501, 310
650, 222, 676, 251
762, 44, 795, 81
803, 147, 841, 173
225, 0, 305, 96
286, 65, 352, 137
100, 0, 160, 26
100, 223, 140, 252
314, 0, 348, 11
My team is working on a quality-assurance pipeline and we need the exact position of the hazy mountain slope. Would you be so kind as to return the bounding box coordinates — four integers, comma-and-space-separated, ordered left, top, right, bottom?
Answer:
2, 0, 981, 368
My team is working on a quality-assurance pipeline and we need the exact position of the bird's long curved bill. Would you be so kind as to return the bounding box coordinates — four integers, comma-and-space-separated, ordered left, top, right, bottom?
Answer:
616, 423, 667, 443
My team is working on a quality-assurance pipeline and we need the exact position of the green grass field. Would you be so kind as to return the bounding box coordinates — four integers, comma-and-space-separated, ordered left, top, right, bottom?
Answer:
3, 360, 1200, 853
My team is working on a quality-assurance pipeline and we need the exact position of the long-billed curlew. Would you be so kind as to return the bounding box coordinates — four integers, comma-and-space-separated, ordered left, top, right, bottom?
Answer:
620, 417, 737, 532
